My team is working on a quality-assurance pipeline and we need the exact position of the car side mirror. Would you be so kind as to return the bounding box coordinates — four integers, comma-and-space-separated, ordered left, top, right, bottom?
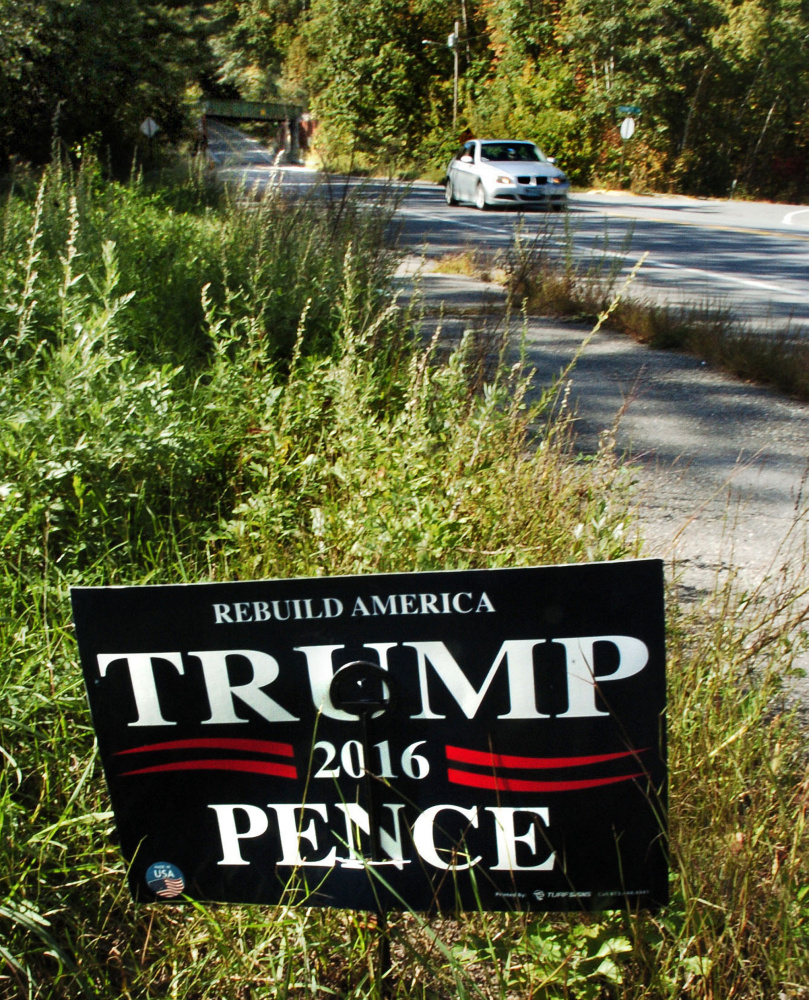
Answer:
547, 157, 556, 164
460, 154, 473, 163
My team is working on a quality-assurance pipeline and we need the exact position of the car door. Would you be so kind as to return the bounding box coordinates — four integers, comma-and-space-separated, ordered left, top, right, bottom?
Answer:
451, 141, 477, 202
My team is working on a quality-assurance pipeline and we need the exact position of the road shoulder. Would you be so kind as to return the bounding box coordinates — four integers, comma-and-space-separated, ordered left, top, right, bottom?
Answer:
397, 256, 809, 687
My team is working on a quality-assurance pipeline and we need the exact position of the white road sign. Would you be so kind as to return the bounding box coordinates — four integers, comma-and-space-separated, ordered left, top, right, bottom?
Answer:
140, 117, 160, 139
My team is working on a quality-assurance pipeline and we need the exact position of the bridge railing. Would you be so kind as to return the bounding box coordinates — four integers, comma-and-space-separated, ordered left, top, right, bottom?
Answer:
202, 100, 305, 122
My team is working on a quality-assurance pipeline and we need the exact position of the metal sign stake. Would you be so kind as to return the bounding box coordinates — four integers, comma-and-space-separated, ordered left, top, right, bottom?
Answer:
330, 661, 397, 997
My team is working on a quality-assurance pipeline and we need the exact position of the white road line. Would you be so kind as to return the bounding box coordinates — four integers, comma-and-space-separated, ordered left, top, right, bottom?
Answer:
640, 258, 799, 294
783, 208, 809, 226
568, 238, 801, 296
404, 209, 804, 299
401, 208, 512, 236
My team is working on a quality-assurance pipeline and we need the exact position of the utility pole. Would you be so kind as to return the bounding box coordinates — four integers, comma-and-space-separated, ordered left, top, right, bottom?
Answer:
423, 21, 461, 128
449, 21, 460, 128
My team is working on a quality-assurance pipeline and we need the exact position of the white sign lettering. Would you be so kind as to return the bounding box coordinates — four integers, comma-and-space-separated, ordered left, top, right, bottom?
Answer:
97, 635, 650, 726
208, 801, 555, 873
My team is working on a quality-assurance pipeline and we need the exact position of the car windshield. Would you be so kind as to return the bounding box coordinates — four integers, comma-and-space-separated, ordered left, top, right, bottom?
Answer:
479, 142, 545, 163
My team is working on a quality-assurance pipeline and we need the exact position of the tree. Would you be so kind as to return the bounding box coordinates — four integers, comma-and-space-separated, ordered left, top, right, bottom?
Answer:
0, 0, 215, 170
208, 0, 307, 100
704, 0, 809, 196
291, 0, 435, 164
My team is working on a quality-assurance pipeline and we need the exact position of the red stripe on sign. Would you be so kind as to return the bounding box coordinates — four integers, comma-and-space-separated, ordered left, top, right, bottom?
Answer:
447, 769, 644, 792
445, 745, 646, 770
120, 759, 298, 779
115, 738, 295, 758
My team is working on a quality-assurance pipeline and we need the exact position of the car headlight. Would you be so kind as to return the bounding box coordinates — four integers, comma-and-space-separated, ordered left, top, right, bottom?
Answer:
548, 175, 568, 185
495, 175, 513, 185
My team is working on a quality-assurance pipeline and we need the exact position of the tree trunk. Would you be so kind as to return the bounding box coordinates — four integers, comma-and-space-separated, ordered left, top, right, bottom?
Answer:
679, 58, 712, 158
744, 94, 779, 183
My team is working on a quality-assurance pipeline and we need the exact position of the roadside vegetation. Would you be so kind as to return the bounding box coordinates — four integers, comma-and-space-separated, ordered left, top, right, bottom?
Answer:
529, 246, 809, 402
613, 303, 809, 400
1, 161, 809, 998
438, 225, 809, 402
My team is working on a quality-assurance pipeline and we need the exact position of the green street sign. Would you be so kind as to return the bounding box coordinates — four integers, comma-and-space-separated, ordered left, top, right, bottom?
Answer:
618, 104, 642, 115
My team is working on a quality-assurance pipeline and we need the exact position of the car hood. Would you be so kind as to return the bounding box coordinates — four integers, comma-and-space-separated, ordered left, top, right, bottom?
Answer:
479, 161, 567, 181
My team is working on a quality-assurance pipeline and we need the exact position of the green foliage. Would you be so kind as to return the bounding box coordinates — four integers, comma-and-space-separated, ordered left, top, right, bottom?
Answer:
295, 0, 438, 166
210, 0, 308, 100
470, 0, 809, 196
0, 0, 215, 170
0, 158, 400, 577
207, 297, 636, 581
5, 0, 809, 196
256, 0, 809, 196
1, 157, 395, 368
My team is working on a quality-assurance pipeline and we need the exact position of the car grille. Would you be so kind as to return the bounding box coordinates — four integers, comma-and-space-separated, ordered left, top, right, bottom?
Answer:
517, 176, 547, 185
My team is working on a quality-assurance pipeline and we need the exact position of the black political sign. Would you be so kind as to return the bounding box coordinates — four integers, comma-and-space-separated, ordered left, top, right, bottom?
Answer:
72, 559, 667, 912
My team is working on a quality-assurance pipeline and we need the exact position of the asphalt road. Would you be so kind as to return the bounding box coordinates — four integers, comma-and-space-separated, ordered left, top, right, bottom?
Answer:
207, 119, 809, 331
397, 259, 809, 693
397, 185, 809, 330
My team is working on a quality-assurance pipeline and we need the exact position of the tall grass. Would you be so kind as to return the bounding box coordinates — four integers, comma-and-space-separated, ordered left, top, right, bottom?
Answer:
503, 218, 809, 400
1, 161, 808, 999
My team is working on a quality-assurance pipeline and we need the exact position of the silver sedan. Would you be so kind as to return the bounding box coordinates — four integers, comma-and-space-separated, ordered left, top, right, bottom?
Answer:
445, 139, 569, 211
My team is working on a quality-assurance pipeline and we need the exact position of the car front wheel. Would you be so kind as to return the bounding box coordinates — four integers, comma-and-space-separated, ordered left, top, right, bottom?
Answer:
474, 182, 488, 210
445, 179, 457, 206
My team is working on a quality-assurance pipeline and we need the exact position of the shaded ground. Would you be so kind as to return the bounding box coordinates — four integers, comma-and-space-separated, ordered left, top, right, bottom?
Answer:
395, 257, 809, 685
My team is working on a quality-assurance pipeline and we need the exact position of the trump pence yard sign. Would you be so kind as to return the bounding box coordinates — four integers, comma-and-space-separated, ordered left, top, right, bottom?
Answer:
72, 559, 667, 912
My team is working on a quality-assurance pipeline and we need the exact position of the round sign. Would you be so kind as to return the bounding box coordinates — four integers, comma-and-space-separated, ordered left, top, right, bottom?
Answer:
145, 862, 186, 898
620, 117, 636, 140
